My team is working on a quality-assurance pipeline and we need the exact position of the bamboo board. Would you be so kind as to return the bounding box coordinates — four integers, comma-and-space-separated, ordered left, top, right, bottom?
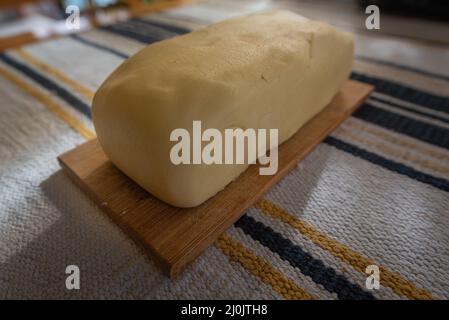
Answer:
58, 80, 373, 278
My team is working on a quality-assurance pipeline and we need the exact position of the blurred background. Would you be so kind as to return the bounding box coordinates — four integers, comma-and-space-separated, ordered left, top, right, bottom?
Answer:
0, 0, 190, 50
0, 0, 448, 51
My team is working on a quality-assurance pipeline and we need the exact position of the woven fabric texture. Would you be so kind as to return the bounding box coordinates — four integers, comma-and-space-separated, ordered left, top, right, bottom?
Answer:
0, 0, 448, 300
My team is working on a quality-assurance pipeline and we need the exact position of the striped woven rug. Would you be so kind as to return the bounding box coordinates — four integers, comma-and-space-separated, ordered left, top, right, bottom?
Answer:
0, 1, 448, 299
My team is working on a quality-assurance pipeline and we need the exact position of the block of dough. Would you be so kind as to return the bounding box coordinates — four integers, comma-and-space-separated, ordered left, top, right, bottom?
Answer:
92, 10, 354, 207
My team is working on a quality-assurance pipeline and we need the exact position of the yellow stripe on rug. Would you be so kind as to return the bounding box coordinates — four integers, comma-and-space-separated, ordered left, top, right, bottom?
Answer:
335, 126, 449, 175
215, 234, 315, 300
255, 198, 433, 300
14, 48, 95, 101
0, 65, 95, 140
345, 118, 449, 163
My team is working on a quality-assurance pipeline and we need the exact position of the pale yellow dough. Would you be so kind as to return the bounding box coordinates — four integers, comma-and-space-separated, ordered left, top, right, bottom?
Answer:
92, 10, 354, 207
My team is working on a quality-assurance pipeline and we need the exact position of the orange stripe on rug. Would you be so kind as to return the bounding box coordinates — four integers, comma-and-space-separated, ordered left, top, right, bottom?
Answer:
215, 234, 315, 300
0, 65, 95, 140
14, 48, 95, 101
255, 199, 433, 300
335, 126, 449, 175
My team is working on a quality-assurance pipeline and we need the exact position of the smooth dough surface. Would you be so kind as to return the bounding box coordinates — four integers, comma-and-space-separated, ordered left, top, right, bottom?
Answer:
92, 10, 354, 207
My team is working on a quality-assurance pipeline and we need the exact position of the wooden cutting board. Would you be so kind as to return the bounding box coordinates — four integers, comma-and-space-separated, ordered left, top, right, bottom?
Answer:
58, 80, 373, 278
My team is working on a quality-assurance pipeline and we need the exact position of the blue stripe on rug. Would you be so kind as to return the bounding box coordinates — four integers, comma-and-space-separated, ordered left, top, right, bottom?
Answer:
354, 103, 449, 150
356, 55, 449, 82
131, 17, 190, 34
325, 136, 449, 192
100, 19, 184, 44
351, 72, 449, 115
369, 96, 449, 125
235, 214, 376, 300
100, 24, 163, 44
70, 34, 129, 59
0, 53, 91, 118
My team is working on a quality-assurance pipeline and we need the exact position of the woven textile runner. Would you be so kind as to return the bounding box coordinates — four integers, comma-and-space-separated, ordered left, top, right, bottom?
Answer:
0, 0, 448, 299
